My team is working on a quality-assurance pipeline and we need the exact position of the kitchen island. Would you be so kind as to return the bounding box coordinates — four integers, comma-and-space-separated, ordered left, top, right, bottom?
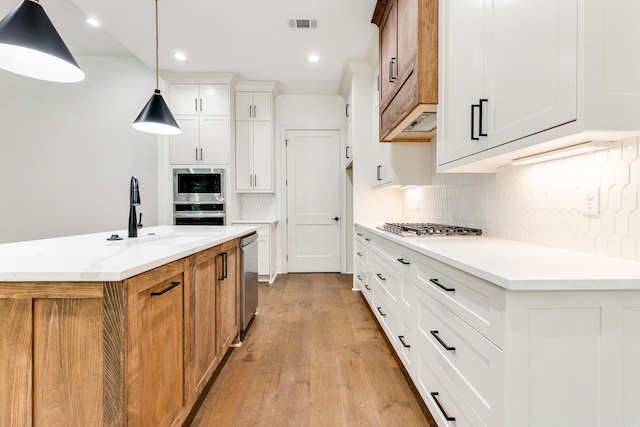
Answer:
0, 225, 257, 427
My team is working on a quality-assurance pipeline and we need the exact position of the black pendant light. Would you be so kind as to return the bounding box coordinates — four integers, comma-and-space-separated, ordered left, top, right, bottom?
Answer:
132, 0, 181, 135
0, 0, 84, 82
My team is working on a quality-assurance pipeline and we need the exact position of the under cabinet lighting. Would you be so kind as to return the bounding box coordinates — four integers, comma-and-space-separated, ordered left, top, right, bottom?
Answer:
510, 141, 611, 166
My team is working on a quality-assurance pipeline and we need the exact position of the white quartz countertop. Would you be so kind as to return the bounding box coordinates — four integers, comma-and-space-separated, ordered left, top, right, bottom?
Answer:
356, 222, 640, 291
231, 219, 278, 225
0, 225, 258, 282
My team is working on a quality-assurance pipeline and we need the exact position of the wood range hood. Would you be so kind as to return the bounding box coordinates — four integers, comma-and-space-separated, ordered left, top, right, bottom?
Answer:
372, 0, 438, 143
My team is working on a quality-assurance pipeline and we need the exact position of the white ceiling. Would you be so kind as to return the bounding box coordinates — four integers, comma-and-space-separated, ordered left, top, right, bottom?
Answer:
0, 0, 378, 95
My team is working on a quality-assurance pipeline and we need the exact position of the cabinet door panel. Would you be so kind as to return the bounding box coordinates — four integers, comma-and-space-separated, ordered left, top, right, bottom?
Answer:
171, 116, 200, 164
437, 0, 486, 166
488, 0, 577, 148
129, 273, 185, 427
169, 84, 199, 115
235, 92, 254, 121
0, 299, 32, 427
252, 121, 273, 191
217, 248, 238, 354
200, 116, 229, 165
235, 121, 253, 191
200, 85, 229, 115
252, 92, 272, 121
33, 298, 103, 426
379, 0, 398, 105
397, 0, 418, 80
191, 251, 219, 395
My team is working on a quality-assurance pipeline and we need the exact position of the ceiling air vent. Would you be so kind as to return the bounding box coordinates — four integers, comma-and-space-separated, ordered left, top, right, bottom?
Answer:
289, 19, 318, 29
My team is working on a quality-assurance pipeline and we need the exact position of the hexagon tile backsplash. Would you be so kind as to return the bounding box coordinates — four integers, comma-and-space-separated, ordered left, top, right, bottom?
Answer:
402, 137, 640, 261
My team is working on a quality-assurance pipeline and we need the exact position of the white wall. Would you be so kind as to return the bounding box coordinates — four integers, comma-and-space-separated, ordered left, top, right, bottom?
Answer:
0, 56, 159, 243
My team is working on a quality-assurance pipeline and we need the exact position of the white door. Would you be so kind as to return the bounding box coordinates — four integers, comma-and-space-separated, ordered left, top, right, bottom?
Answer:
170, 116, 199, 164
200, 116, 229, 165
286, 130, 341, 272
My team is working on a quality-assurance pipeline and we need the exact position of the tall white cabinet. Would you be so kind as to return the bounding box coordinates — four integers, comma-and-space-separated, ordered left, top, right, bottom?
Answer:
234, 83, 277, 192
168, 82, 231, 165
437, 0, 640, 172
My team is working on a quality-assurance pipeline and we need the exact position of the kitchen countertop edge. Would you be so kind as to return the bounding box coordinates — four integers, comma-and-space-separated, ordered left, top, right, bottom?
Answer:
355, 222, 640, 291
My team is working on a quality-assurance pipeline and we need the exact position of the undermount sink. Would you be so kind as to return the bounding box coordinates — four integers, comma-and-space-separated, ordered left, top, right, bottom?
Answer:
107, 232, 211, 247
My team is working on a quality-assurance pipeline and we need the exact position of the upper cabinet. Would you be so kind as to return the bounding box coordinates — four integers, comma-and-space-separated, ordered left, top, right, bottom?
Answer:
168, 82, 230, 165
437, 0, 640, 172
234, 82, 277, 193
372, 0, 438, 142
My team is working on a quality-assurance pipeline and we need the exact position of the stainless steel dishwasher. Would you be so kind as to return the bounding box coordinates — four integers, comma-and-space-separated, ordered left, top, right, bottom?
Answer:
240, 232, 258, 337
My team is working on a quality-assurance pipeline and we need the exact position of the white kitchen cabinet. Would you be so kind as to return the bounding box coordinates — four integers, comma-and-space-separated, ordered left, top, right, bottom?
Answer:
234, 83, 276, 192
437, 0, 640, 172
231, 221, 277, 283
169, 83, 230, 165
354, 224, 640, 427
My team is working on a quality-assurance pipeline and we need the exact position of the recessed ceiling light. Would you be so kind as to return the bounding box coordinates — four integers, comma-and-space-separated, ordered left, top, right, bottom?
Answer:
308, 53, 319, 63
174, 52, 187, 61
86, 17, 100, 27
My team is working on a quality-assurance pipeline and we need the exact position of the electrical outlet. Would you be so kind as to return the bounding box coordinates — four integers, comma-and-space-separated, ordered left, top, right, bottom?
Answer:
582, 187, 600, 216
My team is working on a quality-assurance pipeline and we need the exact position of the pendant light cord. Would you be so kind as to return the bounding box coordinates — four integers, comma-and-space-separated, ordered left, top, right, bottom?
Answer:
155, 0, 159, 89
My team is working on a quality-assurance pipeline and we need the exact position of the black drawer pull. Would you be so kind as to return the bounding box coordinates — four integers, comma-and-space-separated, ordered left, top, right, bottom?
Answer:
357, 233, 363, 237
430, 278, 455, 292
397, 258, 410, 265
398, 335, 411, 348
151, 281, 181, 297
430, 330, 456, 351
357, 252, 363, 257
365, 284, 371, 290
364, 237, 371, 242
430, 392, 456, 422
376, 306, 386, 317
376, 273, 386, 281
357, 275, 362, 281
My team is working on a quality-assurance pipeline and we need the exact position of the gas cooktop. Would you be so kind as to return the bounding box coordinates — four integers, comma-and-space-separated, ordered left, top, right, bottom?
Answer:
377, 222, 483, 237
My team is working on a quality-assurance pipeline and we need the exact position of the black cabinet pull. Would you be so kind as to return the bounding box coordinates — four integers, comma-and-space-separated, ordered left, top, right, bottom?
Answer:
430, 392, 456, 422
398, 335, 411, 348
365, 284, 371, 290
430, 278, 455, 292
430, 330, 456, 351
479, 99, 488, 136
364, 237, 371, 242
357, 252, 363, 257
151, 281, 181, 297
397, 258, 410, 265
356, 233, 363, 237
376, 273, 386, 281
219, 252, 228, 280
357, 275, 362, 281
471, 103, 480, 141
376, 164, 383, 181
388, 58, 397, 82
376, 306, 386, 317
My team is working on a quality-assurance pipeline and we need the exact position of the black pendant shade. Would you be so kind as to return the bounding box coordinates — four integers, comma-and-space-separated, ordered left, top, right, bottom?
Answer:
0, 0, 84, 82
131, 0, 181, 136
132, 89, 181, 135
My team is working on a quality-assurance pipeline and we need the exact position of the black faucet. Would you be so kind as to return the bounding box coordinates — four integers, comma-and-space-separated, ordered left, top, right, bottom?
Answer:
128, 176, 141, 238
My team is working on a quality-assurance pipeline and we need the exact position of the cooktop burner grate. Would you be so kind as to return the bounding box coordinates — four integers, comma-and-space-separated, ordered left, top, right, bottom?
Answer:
378, 222, 483, 237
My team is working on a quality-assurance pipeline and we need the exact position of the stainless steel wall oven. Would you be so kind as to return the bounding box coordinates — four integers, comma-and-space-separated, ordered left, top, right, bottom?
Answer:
173, 168, 225, 225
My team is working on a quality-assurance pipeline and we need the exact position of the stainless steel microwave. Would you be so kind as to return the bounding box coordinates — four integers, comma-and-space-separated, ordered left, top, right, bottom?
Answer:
173, 168, 225, 203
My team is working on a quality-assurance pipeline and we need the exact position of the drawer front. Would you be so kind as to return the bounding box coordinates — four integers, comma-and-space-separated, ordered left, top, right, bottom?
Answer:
415, 349, 488, 427
354, 257, 372, 302
415, 257, 504, 347
416, 284, 503, 426
372, 287, 399, 348
371, 251, 400, 303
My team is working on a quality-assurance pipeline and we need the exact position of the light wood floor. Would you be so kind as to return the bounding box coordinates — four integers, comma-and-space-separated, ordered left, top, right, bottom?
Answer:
186, 273, 436, 427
